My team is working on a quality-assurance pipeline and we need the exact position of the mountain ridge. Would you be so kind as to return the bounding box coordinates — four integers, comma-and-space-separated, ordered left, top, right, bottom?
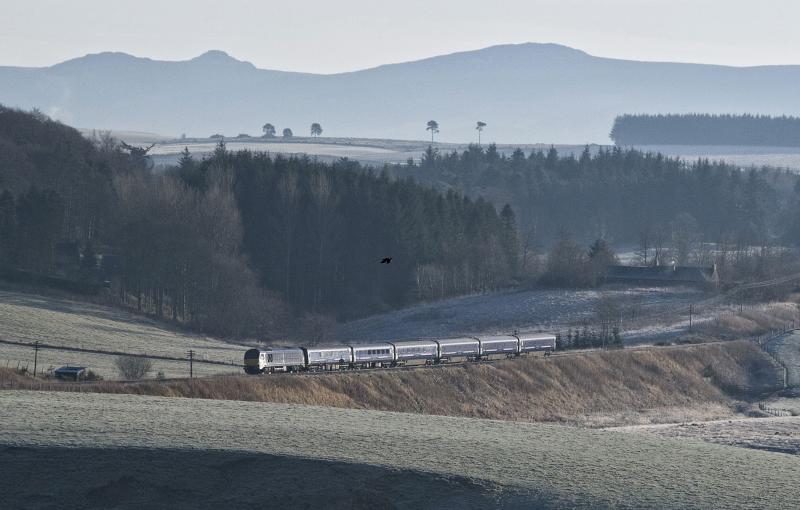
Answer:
2, 42, 799, 143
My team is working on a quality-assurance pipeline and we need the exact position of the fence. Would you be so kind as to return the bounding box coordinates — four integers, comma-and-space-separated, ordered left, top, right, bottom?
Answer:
0, 337, 244, 383
758, 402, 793, 417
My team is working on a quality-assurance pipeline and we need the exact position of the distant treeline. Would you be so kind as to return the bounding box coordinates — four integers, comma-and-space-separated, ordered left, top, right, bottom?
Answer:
392, 144, 798, 248
610, 113, 800, 147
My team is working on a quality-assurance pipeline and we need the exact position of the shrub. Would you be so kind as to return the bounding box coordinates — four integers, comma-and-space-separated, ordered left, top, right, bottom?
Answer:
84, 369, 103, 381
115, 356, 153, 380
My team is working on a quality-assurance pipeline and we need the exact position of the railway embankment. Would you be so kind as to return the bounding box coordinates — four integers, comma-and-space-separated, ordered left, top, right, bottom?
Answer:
1, 340, 783, 426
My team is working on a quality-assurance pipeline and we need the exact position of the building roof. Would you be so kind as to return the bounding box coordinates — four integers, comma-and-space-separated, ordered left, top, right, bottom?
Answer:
54, 366, 87, 375
606, 264, 718, 285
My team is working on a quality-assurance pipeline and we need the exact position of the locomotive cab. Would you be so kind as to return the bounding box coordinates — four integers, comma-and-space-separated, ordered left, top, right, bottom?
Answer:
243, 349, 263, 374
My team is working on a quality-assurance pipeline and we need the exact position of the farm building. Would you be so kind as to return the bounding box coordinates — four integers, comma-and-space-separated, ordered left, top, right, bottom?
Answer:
54, 366, 87, 381
606, 263, 718, 287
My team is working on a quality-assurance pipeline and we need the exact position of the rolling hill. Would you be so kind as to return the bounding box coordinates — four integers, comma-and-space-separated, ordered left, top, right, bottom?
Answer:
2, 43, 800, 143
2, 390, 799, 509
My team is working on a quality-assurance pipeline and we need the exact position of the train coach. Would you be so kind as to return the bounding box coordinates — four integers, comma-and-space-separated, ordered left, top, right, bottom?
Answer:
244, 333, 556, 374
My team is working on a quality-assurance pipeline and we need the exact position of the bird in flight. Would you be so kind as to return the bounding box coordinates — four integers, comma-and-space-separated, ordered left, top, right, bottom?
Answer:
380, 257, 392, 264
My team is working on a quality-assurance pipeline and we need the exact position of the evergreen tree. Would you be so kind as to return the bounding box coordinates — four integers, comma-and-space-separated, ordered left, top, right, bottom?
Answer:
0, 190, 15, 265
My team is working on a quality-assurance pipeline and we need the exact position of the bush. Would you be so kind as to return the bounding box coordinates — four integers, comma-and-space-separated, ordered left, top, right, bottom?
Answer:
115, 356, 153, 380
84, 369, 103, 381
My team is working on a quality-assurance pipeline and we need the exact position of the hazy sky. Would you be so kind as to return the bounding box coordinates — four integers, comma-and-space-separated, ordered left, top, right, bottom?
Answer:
2, 0, 799, 73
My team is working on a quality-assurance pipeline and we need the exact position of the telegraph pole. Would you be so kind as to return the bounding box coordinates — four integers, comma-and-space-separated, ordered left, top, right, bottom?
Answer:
688, 305, 693, 332
188, 349, 194, 378
33, 341, 39, 378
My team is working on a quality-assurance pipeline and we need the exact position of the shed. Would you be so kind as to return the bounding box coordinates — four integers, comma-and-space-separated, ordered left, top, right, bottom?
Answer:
54, 366, 87, 381
606, 263, 718, 287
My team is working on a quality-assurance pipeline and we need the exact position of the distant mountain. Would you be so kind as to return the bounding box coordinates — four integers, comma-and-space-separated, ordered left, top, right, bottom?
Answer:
2, 43, 800, 144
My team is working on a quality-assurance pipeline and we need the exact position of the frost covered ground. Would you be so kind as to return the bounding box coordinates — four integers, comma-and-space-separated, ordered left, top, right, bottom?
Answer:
0, 289, 247, 379
612, 416, 800, 456
637, 144, 800, 171
1, 391, 799, 509
336, 285, 702, 343
146, 137, 597, 167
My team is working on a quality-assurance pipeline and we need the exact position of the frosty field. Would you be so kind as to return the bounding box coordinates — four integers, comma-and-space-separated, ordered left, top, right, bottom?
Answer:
336, 285, 701, 343
1, 390, 799, 509
613, 416, 800, 456
0, 289, 248, 379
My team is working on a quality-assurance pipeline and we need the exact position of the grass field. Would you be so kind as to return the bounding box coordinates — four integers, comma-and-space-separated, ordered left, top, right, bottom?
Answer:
613, 416, 800, 455
1, 390, 798, 509
0, 288, 248, 379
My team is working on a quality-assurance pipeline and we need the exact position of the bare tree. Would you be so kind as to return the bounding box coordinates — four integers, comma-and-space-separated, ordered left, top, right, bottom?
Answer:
279, 173, 299, 300
115, 356, 152, 379
670, 212, 700, 265
652, 224, 669, 266
309, 171, 336, 309
637, 228, 650, 265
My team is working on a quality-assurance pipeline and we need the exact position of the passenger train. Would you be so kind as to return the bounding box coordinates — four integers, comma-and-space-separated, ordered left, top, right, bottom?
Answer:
243, 332, 556, 374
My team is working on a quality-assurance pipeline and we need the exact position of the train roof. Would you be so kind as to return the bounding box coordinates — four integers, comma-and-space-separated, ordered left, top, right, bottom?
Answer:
436, 337, 480, 345
349, 342, 394, 350
477, 334, 518, 342
303, 345, 352, 352
515, 332, 556, 340
390, 339, 438, 348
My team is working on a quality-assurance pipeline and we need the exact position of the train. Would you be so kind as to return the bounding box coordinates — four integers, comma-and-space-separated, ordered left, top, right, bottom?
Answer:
243, 332, 556, 374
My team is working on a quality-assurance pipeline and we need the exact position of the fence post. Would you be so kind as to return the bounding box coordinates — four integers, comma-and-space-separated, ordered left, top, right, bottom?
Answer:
33, 341, 39, 378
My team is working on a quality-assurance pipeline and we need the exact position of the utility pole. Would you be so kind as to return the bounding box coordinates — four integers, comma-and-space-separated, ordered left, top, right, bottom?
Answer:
33, 341, 39, 378
689, 305, 693, 332
188, 349, 194, 378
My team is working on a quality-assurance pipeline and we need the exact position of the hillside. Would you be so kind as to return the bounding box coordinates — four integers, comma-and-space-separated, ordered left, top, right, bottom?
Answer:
4, 341, 783, 426
2, 390, 798, 509
3, 43, 800, 143
0, 288, 246, 379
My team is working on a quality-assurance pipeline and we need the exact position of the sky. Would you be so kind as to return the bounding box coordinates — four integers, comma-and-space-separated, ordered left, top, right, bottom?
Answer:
2, 0, 799, 73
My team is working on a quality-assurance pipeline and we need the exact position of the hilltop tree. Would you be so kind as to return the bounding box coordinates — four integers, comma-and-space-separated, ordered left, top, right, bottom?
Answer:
262, 123, 276, 138
282, 128, 293, 138
310, 123, 323, 138
476, 121, 487, 145
426, 120, 439, 143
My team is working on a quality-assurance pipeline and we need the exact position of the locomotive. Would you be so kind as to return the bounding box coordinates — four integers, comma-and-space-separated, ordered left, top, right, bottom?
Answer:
243, 332, 555, 374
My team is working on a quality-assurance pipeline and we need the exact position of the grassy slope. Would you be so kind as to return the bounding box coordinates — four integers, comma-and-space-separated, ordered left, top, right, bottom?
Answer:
0, 288, 246, 379
3, 341, 782, 426
1, 390, 798, 509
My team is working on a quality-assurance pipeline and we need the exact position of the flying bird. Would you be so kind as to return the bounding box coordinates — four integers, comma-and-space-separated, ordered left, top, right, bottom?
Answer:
380, 257, 392, 264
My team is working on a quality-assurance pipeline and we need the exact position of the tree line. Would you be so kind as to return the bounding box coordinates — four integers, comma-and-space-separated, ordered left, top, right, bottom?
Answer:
610, 113, 800, 147
0, 106, 519, 339
392, 144, 798, 252
176, 143, 519, 320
